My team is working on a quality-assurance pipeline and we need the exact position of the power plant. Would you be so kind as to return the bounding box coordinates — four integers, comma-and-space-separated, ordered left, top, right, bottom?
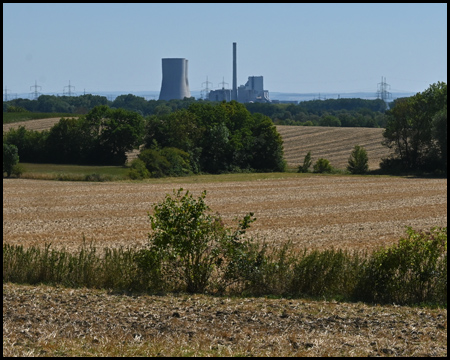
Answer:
159, 43, 271, 103
158, 58, 190, 101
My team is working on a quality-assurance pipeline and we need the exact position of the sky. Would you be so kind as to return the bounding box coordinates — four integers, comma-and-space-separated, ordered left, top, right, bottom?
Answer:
3, 3, 447, 98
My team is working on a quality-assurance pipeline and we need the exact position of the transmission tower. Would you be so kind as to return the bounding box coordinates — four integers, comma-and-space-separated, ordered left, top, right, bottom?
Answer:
30, 80, 42, 100
63, 80, 76, 96
376, 76, 392, 102
4, 86, 10, 101
200, 76, 213, 100
218, 77, 229, 89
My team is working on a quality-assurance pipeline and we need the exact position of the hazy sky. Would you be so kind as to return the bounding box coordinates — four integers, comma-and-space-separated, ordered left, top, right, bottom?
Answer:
3, 3, 447, 96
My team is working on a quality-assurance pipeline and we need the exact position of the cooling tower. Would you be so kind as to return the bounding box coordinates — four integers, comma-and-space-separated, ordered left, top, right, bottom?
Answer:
158, 58, 190, 101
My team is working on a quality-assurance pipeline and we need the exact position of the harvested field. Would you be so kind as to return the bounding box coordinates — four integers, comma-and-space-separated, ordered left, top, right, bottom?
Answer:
277, 125, 391, 170
3, 175, 447, 254
2, 117, 75, 132
3, 283, 447, 357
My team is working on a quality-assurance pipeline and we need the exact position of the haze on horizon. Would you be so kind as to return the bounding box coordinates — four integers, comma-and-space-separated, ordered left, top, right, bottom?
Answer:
3, 3, 447, 97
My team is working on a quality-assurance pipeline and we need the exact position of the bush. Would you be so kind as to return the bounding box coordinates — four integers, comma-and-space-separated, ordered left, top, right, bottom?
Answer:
347, 145, 369, 174
313, 158, 332, 173
356, 227, 447, 305
138, 188, 259, 293
128, 158, 150, 180
11, 163, 25, 178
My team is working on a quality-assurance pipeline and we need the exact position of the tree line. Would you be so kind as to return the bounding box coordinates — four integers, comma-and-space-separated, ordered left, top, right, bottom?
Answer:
3, 101, 286, 175
4, 94, 388, 128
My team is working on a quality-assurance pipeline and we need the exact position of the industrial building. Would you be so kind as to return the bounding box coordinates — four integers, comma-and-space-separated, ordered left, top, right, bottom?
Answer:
159, 43, 270, 103
158, 58, 190, 101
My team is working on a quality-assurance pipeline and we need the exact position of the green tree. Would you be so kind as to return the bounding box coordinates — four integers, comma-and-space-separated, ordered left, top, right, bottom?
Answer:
347, 145, 369, 174
382, 82, 447, 172
3, 143, 19, 177
298, 151, 312, 173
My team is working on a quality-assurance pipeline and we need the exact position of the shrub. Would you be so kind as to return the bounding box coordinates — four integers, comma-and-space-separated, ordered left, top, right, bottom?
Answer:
11, 163, 25, 178
313, 158, 332, 173
128, 158, 150, 180
298, 151, 312, 173
347, 145, 369, 174
138, 188, 259, 293
356, 227, 447, 305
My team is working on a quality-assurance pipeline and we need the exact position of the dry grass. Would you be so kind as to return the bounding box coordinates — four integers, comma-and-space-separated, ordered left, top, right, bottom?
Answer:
2, 117, 72, 132
3, 283, 447, 357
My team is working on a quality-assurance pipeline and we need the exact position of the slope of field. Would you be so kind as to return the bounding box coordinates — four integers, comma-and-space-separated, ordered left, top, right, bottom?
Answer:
277, 125, 391, 170
3, 175, 447, 254
2, 117, 75, 132
4, 119, 391, 170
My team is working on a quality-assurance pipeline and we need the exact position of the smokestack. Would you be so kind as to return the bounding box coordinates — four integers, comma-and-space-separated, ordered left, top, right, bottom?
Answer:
232, 42, 237, 101
159, 58, 190, 101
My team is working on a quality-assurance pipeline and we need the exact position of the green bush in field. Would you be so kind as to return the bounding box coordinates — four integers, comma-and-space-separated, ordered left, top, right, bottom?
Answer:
313, 158, 332, 173
128, 158, 150, 180
347, 145, 369, 174
356, 227, 447, 305
136, 188, 260, 293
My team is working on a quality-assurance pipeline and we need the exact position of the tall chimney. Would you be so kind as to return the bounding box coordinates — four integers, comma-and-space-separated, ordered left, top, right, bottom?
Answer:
232, 42, 237, 101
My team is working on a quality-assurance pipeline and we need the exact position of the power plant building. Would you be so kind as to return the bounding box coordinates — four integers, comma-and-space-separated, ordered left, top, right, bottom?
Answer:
208, 88, 231, 102
158, 58, 191, 101
237, 76, 270, 103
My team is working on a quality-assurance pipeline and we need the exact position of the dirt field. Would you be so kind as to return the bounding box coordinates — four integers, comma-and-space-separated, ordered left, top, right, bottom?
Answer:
3, 175, 447, 254
3, 283, 447, 357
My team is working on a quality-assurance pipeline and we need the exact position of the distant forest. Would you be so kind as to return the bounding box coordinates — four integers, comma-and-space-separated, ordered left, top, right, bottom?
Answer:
3, 94, 390, 128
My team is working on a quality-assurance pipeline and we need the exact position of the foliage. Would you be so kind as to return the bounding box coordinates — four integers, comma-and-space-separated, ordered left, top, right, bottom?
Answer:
313, 158, 332, 173
347, 145, 369, 174
138, 188, 259, 293
3, 106, 145, 166
297, 151, 312, 173
144, 101, 286, 174
357, 227, 447, 305
127, 158, 150, 180
3, 143, 19, 177
381, 82, 447, 173
138, 147, 191, 178
3, 225, 447, 307
11, 163, 25, 178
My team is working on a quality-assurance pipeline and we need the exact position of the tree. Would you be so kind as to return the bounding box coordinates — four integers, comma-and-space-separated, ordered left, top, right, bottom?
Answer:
3, 143, 19, 177
382, 82, 447, 173
298, 151, 312, 173
347, 145, 369, 174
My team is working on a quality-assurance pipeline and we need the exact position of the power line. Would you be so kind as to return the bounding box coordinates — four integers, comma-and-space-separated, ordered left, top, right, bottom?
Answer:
4, 86, 10, 101
376, 76, 392, 102
30, 80, 42, 100
200, 76, 213, 100
63, 80, 76, 96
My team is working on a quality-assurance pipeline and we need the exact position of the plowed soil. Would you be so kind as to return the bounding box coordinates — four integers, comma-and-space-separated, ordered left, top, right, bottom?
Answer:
3, 283, 447, 357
